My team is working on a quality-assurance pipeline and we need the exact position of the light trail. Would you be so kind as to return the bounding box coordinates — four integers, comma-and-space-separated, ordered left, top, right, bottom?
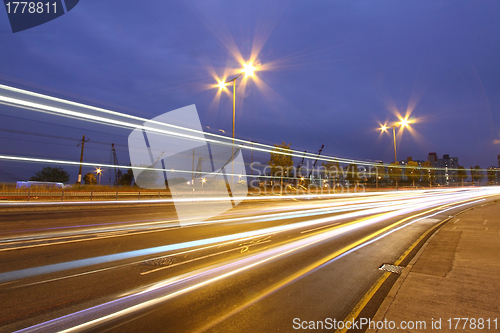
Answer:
0, 190, 438, 254
0, 83, 479, 172
0, 178, 483, 210
0, 90, 367, 165
2, 188, 497, 284
0, 189, 451, 249
11, 191, 497, 333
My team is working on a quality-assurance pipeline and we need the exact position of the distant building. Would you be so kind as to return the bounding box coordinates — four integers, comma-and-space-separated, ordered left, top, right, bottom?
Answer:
435, 154, 459, 185
487, 166, 500, 185
397, 157, 425, 182
405, 157, 425, 165
398, 159, 408, 181
428, 153, 437, 167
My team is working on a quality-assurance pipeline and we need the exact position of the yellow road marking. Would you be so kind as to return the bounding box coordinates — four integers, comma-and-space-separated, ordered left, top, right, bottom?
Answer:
334, 195, 495, 333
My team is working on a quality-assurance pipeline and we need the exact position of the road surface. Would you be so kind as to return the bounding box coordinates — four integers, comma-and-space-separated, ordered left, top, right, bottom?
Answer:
0, 188, 498, 332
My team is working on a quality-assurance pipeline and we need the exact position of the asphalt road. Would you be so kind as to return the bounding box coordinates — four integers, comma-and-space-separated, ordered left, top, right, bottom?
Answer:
0, 188, 499, 332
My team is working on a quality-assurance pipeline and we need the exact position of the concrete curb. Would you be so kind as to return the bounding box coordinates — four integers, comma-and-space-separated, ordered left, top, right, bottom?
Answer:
365, 202, 492, 333
366, 224, 443, 333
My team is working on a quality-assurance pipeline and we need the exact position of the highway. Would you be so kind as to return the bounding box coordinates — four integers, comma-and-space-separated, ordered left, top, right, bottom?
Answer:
0, 188, 499, 332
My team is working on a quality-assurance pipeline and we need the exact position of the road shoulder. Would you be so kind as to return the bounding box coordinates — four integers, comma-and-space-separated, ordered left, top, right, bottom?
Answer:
367, 201, 500, 332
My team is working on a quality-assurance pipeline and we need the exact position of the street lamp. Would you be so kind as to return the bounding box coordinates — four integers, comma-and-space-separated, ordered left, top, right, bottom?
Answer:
380, 118, 411, 163
219, 62, 257, 141
95, 167, 102, 185
217, 62, 257, 186
379, 118, 411, 190
242, 63, 256, 77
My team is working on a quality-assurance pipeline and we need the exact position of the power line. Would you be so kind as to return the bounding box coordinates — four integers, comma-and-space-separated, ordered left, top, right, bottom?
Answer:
0, 127, 79, 142
0, 127, 128, 149
0, 136, 127, 152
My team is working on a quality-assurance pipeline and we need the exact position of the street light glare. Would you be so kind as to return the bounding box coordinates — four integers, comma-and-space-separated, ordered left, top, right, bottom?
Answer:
242, 63, 256, 77
400, 118, 409, 127
380, 125, 387, 131
217, 80, 227, 90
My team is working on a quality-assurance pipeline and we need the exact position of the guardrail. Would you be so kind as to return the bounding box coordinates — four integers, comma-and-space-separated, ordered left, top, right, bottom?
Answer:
0, 184, 456, 202
0, 191, 169, 202
0, 189, 249, 202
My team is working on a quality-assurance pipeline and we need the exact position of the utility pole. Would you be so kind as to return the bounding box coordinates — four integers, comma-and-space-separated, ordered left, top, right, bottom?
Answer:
250, 141, 256, 187
299, 151, 307, 169
77, 135, 89, 184
192, 149, 195, 185
250, 142, 253, 177
111, 144, 122, 185
298, 151, 307, 187
308, 145, 325, 179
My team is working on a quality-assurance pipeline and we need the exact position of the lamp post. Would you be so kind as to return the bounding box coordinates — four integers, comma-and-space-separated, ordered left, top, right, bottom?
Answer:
217, 62, 256, 186
380, 118, 410, 191
95, 167, 102, 185
380, 125, 398, 163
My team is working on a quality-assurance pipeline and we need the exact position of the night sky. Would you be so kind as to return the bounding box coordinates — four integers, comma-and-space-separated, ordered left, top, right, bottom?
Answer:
1, 1, 500, 183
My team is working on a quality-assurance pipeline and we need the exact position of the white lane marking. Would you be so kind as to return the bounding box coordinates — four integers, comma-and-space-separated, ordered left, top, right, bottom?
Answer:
141, 240, 272, 275
301, 222, 340, 234
5, 236, 274, 288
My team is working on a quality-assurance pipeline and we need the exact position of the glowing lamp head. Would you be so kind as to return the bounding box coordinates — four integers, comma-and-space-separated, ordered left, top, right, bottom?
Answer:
95, 167, 101, 174
380, 125, 387, 132
242, 63, 256, 77
218, 80, 227, 90
400, 119, 409, 127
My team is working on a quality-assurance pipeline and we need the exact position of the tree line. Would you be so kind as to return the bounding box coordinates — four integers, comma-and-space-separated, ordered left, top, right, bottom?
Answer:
266, 143, 492, 186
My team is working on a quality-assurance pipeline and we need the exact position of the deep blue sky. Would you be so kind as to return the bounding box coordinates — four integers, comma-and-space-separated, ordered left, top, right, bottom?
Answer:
1, 1, 500, 182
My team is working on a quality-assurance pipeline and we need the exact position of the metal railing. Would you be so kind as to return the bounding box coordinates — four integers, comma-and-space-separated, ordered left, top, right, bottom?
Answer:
0, 189, 243, 202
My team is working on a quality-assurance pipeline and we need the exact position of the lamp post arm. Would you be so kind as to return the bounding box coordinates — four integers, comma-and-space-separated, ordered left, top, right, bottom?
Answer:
225, 73, 243, 83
